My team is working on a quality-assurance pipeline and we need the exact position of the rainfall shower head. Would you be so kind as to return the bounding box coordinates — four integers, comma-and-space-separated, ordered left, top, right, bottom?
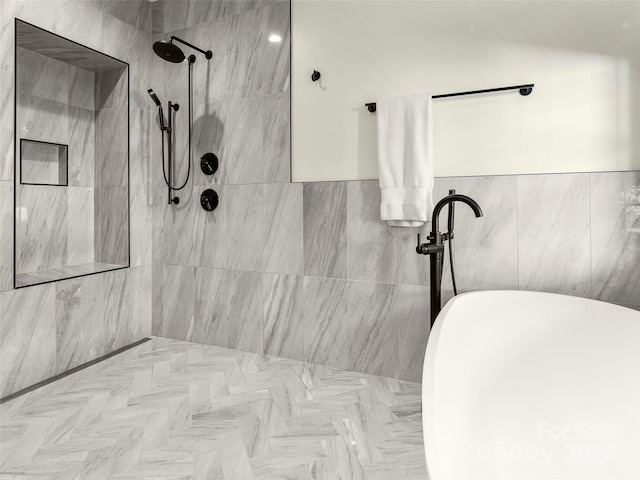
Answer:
153, 40, 186, 63
153, 36, 212, 64
147, 88, 162, 107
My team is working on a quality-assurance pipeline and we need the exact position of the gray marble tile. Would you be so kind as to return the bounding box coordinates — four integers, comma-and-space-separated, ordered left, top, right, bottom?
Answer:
2, 1, 73, 72
95, 186, 129, 265
151, 0, 164, 34
396, 284, 431, 383
193, 101, 226, 186
135, 264, 153, 337
222, 93, 290, 184
158, 0, 206, 32
17, 95, 69, 148
162, 186, 200, 266
103, 266, 151, 352
68, 65, 95, 110
264, 182, 303, 275
396, 223, 431, 286
0, 181, 13, 292
95, 68, 128, 110
159, 0, 265, 32
17, 47, 69, 105
52, 1, 104, 53
195, 267, 264, 353
434, 175, 519, 293
263, 273, 304, 361
223, 8, 259, 99
130, 108, 152, 188
101, 12, 140, 65
252, 1, 290, 97
0, 283, 56, 398
347, 281, 397, 379
137, 35, 154, 112
148, 35, 166, 105
128, 51, 145, 113
67, 186, 95, 265
590, 171, 640, 304
0, 69, 13, 181
0, 0, 16, 72
68, 106, 95, 187
303, 276, 350, 370
16, 184, 68, 274
220, 96, 267, 184
55, 274, 106, 372
347, 181, 397, 283
130, 186, 152, 267
101, 0, 151, 33
187, 15, 232, 106
303, 182, 347, 279
225, 184, 265, 271
518, 173, 591, 296
151, 187, 165, 264
262, 92, 291, 183
151, 262, 164, 334
195, 184, 227, 269
226, 2, 289, 100
155, 264, 195, 341
0, 336, 424, 476
96, 106, 128, 187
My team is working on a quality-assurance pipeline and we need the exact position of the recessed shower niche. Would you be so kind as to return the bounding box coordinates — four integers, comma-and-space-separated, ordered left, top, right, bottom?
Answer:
14, 20, 130, 288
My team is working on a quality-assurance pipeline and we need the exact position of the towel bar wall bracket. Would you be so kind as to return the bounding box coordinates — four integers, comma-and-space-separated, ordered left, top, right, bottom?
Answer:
365, 83, 534, 113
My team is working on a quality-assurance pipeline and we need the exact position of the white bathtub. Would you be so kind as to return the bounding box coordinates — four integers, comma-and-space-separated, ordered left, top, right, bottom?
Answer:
422, 290, 640, 480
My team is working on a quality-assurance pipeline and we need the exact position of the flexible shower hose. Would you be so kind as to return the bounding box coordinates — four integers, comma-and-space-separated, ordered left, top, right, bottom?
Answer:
160, 59, 193, 191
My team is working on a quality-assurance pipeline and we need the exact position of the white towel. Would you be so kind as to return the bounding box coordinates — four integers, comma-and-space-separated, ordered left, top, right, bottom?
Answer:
376, 93, 434, 227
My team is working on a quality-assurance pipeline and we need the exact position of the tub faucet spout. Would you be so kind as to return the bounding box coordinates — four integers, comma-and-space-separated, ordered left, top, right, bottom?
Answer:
417, 193, 483, 326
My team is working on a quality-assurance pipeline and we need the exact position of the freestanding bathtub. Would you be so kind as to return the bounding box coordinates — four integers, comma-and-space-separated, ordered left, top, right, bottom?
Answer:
422, 290, 640, 480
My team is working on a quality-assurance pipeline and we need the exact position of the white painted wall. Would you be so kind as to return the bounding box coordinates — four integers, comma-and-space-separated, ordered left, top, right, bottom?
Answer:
292, 0, 640, 182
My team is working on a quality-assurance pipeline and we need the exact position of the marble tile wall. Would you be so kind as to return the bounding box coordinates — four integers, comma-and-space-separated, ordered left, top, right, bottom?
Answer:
14, 47, 92, 274
14, 47, 131, 277
150, 0, 640, 383
0, 0, 154, 398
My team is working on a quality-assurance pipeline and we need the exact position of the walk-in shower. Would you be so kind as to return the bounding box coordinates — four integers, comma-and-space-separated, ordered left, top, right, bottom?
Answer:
149, 36, 212, 204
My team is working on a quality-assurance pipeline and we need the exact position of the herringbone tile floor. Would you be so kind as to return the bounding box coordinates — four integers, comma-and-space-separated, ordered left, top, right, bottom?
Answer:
0, 337, 427, 479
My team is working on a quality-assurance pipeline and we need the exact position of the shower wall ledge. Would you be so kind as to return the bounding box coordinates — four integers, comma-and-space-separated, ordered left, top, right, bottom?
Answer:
15, 262, 127, 288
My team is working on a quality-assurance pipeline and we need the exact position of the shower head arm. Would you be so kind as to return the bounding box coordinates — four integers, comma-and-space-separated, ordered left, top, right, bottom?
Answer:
170, 36, 213, 60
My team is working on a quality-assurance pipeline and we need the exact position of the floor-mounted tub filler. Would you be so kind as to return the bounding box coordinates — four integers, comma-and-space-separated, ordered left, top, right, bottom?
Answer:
422, 290, 640, 480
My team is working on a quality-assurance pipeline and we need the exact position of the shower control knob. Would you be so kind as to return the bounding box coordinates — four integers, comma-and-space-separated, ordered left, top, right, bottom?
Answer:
200, 189, 219, 212
416, 233, 443, 255
200, 153, 219, 175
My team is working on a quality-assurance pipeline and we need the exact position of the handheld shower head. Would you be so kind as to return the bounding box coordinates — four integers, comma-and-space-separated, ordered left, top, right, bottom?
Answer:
147, 89, 162, 107
148, 89, 166, 130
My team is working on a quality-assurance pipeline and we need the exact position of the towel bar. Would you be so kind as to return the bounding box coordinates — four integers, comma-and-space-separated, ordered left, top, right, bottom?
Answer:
365, 83, 534, 113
